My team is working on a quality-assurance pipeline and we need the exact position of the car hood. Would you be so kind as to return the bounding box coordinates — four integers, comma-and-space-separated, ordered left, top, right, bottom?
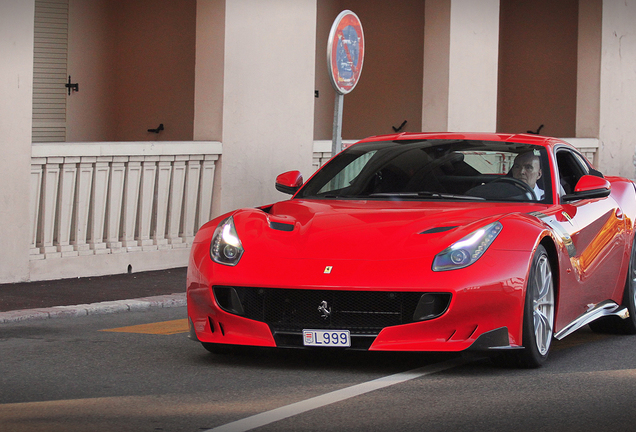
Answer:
231, 199, 542, 261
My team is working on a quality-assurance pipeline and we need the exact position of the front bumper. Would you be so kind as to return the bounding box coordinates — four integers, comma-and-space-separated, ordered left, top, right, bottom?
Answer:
187, 249, 531, 352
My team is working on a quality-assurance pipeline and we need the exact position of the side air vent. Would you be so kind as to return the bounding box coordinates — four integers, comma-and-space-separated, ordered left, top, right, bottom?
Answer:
214, 286, 245, 315
270, 221, 294, 232
412, 293, 452, 321
419, 226, 457, 234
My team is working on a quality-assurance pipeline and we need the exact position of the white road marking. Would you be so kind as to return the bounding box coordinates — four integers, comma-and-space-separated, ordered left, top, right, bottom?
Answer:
204, 357, 466, 432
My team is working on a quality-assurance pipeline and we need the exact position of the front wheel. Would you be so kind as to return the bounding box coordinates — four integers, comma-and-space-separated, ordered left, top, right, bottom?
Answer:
496, 245, 555, 368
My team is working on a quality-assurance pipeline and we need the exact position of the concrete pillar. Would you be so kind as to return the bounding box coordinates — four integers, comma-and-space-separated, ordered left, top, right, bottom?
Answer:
0, 1, 35, 283
193, 0, 225, 142
598, 0, 636, 179
423, 0, 500, 133
215, 0, 317, 214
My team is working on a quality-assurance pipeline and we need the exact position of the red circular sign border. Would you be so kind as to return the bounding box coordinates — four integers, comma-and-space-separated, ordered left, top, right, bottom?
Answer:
327, 10, 365, 95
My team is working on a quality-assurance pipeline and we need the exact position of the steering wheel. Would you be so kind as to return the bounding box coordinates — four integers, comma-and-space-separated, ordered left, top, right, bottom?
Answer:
489, 177, 536, 200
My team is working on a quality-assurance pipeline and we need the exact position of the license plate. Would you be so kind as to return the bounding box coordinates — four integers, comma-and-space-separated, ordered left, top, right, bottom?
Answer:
303, 329, 350, 347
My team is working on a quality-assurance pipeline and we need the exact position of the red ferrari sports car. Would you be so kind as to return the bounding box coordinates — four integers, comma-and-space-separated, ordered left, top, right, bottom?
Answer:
187, 132, 636, 367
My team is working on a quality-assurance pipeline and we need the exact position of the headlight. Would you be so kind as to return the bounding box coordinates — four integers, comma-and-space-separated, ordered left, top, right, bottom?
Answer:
210, 217, 244, 266
432, 221, 502, 271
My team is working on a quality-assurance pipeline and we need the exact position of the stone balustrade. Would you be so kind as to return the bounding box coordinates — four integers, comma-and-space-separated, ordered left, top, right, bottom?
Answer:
30, 142, 222, 267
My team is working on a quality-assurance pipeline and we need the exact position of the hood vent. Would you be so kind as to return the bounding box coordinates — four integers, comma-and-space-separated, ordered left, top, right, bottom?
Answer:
419, 226, 458, 234
270, 221, 294, 232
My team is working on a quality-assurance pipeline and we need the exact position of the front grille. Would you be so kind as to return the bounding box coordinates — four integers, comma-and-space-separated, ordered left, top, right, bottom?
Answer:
213, 286, 451, 336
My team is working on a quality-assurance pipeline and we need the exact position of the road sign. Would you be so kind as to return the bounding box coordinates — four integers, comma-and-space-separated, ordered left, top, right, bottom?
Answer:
327, 10, 365, 155
327, 10, 365, 95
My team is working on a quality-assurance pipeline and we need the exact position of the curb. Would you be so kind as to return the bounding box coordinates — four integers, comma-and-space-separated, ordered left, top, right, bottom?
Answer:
0, 293, 186, 324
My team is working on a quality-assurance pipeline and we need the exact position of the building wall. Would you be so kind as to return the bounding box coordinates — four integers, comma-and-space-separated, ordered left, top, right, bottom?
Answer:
0, 0, 35, 283
598, 0, 636, 179
67, 0, 196, 142
314, 0, 425, 141
218, 0, 317, 213
497, 0, 579, 137
67, 0, 115, 141
576, 0, 602, 139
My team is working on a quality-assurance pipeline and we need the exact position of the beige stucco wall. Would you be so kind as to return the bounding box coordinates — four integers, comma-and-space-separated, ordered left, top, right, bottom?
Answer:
313, 0, 342, 141
314, 0, 425, 141
598, 0, 636, 179
576, 0, 602, 139
497, 0, 578, 137
67, 0, 196, 142
67, 0, 115, 141
218, 0, 317, 213
0, 0, 35, 283
339, 0, 425, 138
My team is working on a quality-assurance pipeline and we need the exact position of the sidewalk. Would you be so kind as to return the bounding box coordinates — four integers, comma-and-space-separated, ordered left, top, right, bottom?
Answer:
0, 267, 187, 324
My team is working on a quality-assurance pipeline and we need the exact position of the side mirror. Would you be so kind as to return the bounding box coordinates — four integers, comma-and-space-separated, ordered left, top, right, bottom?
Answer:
275, 171, 303, 195
562, 174, 611, 201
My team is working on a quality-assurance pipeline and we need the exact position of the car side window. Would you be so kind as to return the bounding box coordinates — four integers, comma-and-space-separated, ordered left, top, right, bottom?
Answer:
555, 149, 588, 195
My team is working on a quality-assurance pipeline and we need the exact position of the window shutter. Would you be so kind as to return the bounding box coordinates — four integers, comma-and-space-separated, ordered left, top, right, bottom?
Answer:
32, 0, 68, 143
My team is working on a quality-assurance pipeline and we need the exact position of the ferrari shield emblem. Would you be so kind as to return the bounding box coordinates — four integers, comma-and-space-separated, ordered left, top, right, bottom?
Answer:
324, 266, 333, 274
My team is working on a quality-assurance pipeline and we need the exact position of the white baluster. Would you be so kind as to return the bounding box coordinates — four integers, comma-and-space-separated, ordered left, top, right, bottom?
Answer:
197, 155, 218, 229
153, 156, 173, 249
106, 157, 127, 253
39, 158, 62, 258
121, 157, 143, 251
73, 158, 95, 255
138, 157, 158, 251
166, 157, 187, 247
89, 157, 111, 254
183, 156, 202, 245
57, 157, 79, 257
30, 159, 45, 260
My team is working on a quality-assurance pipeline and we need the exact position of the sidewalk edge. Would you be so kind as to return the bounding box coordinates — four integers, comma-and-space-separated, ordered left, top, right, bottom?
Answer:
0, 293, 186, 324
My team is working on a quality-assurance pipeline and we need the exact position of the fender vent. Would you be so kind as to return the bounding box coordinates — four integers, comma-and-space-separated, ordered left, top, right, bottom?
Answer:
419, 226, 457, 234
270, 221, 294, 232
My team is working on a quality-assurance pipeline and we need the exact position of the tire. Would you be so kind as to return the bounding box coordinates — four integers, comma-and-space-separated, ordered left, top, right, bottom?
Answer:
589, 238, 636, 334
494, 245, 555, 368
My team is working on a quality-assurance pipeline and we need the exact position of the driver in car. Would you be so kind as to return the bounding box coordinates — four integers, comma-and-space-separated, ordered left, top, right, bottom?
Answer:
511, 151, 544, 200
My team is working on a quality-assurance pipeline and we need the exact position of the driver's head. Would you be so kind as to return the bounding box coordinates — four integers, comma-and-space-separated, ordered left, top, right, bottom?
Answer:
511, 151, 542, 189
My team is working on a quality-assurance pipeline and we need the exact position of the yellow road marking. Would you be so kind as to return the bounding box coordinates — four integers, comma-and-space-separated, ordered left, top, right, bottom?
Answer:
100, 319, 189, 335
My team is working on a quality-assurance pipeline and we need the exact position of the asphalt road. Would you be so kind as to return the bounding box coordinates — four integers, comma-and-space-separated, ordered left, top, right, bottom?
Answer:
2, 306, 636, 432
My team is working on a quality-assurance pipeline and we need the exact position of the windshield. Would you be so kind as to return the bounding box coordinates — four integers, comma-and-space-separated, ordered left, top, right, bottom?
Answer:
297, 139, 552, 203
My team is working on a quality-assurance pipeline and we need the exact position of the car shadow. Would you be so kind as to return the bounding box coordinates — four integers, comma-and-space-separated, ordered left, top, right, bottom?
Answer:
190, 343, 462, 375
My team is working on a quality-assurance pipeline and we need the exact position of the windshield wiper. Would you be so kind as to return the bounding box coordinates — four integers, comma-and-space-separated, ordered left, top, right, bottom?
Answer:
368, 192, 485, 201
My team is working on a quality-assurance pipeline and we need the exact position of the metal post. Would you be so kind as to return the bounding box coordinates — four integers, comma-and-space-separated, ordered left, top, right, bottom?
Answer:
331, 93, 344, 156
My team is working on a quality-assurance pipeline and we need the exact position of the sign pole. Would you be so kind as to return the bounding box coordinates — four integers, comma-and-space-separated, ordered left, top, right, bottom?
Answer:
332, 93, 344, 156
